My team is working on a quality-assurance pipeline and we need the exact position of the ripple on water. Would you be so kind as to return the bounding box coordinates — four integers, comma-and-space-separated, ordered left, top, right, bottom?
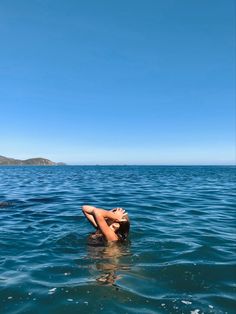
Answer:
0, 165, 235, 313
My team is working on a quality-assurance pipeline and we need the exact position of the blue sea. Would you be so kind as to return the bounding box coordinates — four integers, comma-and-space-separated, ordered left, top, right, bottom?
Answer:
0, 166, 235, 314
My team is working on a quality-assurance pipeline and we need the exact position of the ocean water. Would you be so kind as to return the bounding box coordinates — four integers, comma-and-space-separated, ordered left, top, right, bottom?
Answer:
0, 166, 235, 314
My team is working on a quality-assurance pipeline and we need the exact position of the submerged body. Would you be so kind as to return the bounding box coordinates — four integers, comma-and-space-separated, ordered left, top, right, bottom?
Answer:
82, 205, 130, 242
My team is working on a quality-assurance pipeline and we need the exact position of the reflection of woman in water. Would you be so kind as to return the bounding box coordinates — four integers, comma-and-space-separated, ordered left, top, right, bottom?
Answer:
82, 205, 130, 242
86, 240, 131, 285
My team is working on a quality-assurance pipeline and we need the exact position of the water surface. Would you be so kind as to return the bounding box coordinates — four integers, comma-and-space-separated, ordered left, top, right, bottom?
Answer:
0, 166, 235, 313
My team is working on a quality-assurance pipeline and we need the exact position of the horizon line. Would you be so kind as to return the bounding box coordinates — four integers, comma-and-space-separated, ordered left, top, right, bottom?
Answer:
68, 164, 236, 166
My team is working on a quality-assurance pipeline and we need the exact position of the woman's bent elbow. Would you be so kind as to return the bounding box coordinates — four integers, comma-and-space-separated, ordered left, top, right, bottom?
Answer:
82, 205, 94, 214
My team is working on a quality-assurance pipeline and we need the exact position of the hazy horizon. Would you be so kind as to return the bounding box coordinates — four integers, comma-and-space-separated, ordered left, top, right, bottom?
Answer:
0, 154, 235, 166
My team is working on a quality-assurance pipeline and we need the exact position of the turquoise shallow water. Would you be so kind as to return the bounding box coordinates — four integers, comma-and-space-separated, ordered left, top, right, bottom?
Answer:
0, 166, 235, 314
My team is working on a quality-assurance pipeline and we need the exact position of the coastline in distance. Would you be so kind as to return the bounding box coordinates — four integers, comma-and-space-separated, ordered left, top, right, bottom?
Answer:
0, 155, 66, 166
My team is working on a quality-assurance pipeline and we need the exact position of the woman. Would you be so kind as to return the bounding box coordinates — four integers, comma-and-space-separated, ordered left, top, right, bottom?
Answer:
82, 205, 130, 242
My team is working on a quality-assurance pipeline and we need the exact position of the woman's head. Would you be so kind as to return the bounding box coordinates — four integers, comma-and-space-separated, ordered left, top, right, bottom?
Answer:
109, 212, 130, 241
116, 216, 130, 241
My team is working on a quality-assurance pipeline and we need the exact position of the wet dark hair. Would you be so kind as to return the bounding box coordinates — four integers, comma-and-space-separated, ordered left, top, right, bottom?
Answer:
116, 218, 130, 241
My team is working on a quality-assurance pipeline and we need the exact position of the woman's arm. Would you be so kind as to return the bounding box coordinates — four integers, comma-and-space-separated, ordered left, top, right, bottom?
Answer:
93, 207, 125, 241
82, 205, 98, 229
82, 205, 125, 241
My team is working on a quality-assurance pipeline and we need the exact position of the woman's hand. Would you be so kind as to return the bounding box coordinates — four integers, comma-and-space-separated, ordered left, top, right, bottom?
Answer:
112, 208, 126, 222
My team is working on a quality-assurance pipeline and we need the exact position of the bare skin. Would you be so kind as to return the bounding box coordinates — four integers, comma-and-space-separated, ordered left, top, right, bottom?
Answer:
82, 205, 126, 242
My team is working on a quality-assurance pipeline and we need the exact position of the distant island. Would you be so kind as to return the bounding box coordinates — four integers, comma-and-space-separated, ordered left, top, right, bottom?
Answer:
0, 155, 66, 166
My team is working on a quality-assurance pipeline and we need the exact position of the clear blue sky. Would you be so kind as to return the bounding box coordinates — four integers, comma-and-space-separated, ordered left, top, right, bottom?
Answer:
0, 0, 235, 165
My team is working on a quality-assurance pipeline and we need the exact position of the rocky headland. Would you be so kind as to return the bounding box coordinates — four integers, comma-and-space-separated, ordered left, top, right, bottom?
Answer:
0, 155, 66, 166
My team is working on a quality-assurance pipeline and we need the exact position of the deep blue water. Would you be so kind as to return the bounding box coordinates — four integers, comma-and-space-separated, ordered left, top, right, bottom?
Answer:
0, 166, 235, 314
